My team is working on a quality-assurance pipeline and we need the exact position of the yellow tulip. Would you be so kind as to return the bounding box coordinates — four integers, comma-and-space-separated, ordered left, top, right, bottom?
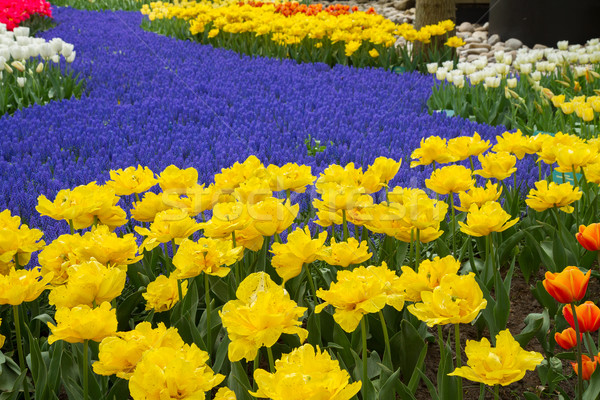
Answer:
106, 165, 157, 196
448, 329, 543, 386
525, 181, 582, 213
398, 255, 461, 302
94, 321, 184, 379
315, 263, 404, 332
425, 165, 475, 195
316, 237, 372, 268
129, 344, 224, 399
474, 152, 517, 181
407, 273, 487, 326
220, 272, 308, 362
173, 237, 243, 279
459, 202, 518, 237
250, 344, 361, 400
143, 275, 187, 312
48, 302, 117, 344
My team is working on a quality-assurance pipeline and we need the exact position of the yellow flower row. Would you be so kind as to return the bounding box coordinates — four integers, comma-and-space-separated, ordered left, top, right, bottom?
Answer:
551, 93, 600, 121
141, 0, 459, 51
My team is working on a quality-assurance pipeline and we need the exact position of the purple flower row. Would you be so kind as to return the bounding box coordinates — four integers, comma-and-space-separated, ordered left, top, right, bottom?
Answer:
0, 7, 541, 240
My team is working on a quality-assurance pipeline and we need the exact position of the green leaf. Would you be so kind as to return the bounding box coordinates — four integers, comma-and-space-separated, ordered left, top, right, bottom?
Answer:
416, 368, 440, 400
228, 361, 253, 400
514, 313, 544, 348
396, 320, 426, 383
116, 287, 145, 331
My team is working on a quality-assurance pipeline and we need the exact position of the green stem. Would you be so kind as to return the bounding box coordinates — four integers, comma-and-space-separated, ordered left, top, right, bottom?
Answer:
342, 209, 349, 241
437, 325, 445, 395
253, 353, 260, 390
266, 346, 275, 373
449, 194, 456, 258
305, 263, 319, 305
83, 339, 89, 400
13, 305, 31, 400
205, 273, 212, 362
177, 279, 184, 303
69, 219, 74, 235
494, 384, 499, 400
361, 318, 368, 399
378, 310, 391, 360
455, 324, 462, 400
469, 156, 474, 172
415, 230, 421, 271
572, 304, 584, 400
232, 231, 241, 285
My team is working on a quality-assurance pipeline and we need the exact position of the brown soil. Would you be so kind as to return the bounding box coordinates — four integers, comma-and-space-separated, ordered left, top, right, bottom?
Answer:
414, 267, 600, 400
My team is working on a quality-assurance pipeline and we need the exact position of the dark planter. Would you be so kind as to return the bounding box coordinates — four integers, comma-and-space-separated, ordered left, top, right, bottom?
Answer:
489, 0, 600, 47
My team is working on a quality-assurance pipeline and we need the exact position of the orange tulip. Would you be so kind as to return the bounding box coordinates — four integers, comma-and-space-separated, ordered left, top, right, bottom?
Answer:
555, 327, 581, 350
563, 302, 600, 333
572, 354, 599, 380
543, 266, 590, 304
577, 224, 600, 251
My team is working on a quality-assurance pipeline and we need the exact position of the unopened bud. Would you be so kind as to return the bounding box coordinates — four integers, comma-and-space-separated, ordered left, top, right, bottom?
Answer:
11, 60, 25, 72
36, 62, 44, 73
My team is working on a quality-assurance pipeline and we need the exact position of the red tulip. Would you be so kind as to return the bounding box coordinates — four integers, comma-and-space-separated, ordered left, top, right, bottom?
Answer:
572, 354, 599, 381
555, 327, 581, 350
577, 223, 600, 251
563, 302, 600, 333
543, 266, 590, 304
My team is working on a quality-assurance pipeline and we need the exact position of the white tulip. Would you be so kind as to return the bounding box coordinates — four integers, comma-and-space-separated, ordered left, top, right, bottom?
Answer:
0, 56, 4, 70
494, 50, 505, 63
36, 62, 44, 73
473, 58, 487, 70
588, 38, 599, 46
426, 63, 438, 74
0, 23, 6, 34
9, 45, 24, 60
49, 38, 63, 53
520, 63, 532, 75
442, 60, 454, 70
13, 27, 30, 37
51, 54, 60, 63
557, 40, 569, 50
531, 71, 541, 81
579, 54, 590, 64
445, 73, 454, 83
495, 63, 509, 75
66, 51, 76, 63
435, 68, 447, 81
507, 77, 517, 88
453, 75, 465, 88
39, 43, 54, 59
484, 76, 501, 89
61, 43, 74, 58
464, 63, 476, 75
503, 54, 513, 65
0, 47, 9, 61
16, 77, 26, 87
15, 36, 30, 46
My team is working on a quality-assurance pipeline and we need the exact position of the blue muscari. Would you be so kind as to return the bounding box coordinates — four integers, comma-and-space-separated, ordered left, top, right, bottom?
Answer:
0, 7, 545, 241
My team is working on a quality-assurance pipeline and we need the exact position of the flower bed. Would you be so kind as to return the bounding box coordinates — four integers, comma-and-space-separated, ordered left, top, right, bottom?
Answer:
0, 0, 52, 30
4, 5, 600, 400
141, 0, 463, 70
427, 40, 600, 135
